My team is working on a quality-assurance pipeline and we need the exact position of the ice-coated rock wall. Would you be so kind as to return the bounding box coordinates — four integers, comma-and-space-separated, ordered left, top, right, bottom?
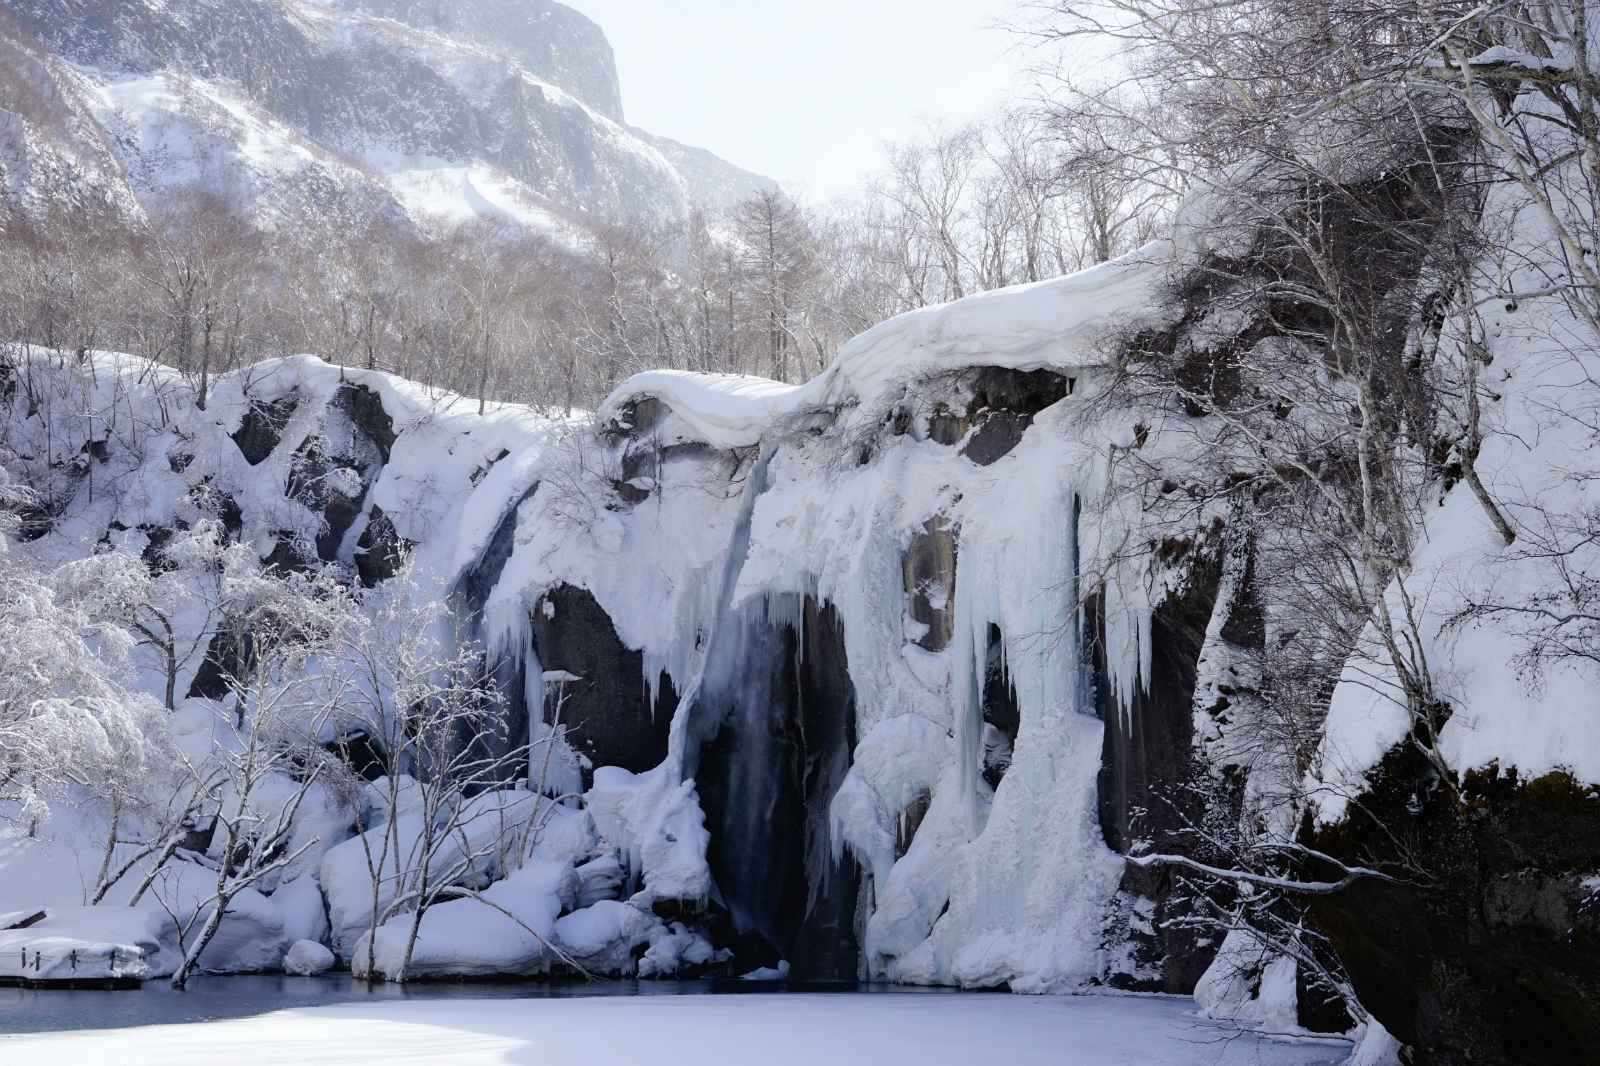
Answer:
0, 237, 1287, 997
470, 243, 1201, 990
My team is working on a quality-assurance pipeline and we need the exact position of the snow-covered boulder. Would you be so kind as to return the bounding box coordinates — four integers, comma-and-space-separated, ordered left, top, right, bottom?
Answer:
283, 939, 335, 976
195, 888, 288, 973
353, 859, 575, 980
586, 766, 711, 909
636, 919, 727, 978
272, 873, 330, 948
552, 899, 659, 974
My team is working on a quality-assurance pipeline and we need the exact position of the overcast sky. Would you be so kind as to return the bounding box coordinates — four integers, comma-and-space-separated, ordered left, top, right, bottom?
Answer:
566, 0, 1036, 200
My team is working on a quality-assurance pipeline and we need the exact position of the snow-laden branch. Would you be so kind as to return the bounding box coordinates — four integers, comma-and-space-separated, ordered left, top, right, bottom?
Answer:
1126, 852, 1401, 895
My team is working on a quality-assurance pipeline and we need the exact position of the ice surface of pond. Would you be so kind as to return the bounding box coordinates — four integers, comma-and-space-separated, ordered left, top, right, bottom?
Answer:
0, 986, 1349, 1065
0, 974, 951, 1033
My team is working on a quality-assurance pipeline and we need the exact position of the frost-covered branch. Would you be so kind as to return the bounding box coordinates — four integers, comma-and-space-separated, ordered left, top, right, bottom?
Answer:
1126, 852, 1400, 894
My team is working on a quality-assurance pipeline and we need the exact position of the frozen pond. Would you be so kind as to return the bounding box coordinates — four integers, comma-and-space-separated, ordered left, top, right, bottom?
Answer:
0, 974, 948, 1033
0, 987, 1350, 1065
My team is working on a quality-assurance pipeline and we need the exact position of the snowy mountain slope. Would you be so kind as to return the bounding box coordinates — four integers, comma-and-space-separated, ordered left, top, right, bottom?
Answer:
322, 0, 627, 123
0, 12, 143, 225
0, 0, 772, 230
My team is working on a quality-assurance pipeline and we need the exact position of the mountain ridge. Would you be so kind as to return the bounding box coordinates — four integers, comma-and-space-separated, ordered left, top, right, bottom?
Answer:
0, 0, 772, 233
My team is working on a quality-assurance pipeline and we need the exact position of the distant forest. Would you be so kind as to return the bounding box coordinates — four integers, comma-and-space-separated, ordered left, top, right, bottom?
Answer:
0, 105, 1165, 412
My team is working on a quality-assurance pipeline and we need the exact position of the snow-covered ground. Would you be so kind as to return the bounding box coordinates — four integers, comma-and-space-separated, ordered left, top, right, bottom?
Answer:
0, 992, 1346, 1065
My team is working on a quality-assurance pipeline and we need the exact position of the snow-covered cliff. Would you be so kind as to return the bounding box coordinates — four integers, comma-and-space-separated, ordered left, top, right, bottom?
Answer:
0, 242, 1187, 992
0, 162, 1594, 1060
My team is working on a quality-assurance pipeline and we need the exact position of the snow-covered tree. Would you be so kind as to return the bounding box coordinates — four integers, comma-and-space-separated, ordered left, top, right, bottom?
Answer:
153, 559, 358, 988
0, 471, 171, 836
323, 560, 539, 981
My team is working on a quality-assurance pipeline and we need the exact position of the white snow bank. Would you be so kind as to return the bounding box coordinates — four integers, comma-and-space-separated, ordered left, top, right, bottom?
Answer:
552, 898, 659, 973
598, 371, 809, 450
821, 240, 1172, 400
272, 874, 330, 948
0, 994, 1348, 1065
354, 859, 575, 980
0, 905, 180, 980
194, 887, 289, 973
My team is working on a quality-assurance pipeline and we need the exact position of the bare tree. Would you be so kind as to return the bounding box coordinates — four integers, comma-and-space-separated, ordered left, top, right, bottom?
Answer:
316, 560, 544, 981
156, 559, 356, 988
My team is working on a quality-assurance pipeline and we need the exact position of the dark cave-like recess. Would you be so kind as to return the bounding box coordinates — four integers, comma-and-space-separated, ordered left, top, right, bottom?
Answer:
692, 596, 861, 983
1088, 559, 1223, 996
529, 583, 678, 784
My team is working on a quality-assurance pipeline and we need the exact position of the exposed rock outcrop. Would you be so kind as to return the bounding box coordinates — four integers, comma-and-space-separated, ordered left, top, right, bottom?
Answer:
1311, 760, 1600, 1065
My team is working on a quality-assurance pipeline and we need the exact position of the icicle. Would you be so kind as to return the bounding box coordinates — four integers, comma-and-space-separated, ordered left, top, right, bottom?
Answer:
668, 441, 779, 777
948, 465, 1085, 835
482, 597, 529, 665
1101, 564, 1153, 730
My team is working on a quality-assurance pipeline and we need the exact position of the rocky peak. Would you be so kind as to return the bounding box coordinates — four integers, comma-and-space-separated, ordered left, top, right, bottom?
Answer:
323, 0, 625, 123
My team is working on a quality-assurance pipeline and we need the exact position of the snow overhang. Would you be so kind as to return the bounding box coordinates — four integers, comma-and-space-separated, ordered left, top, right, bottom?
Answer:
597, 239, 1177, 449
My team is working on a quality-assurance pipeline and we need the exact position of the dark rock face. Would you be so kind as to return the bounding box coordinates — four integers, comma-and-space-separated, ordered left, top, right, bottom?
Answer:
692, 596, 861, 982
529, 583, 677, 783
970, 366, 1074, 413
317, 482, 364, 562
962, 411, 1029, 466
902, 517, 955, 652
354, 505, 407, 587
138, 523, 177, 571
1309, 761, 1600, 1066
187, 625, 254, 700
1089, 559, 1224, 995
917, 367, 1073, 463
261, 531, 316, 574
927, 406, 966, 446
232, 395, 297, 465
332, 382, 396, 463
285, 387, 392, 563
328, 729, 387, 782
789, 598, 861, 981
449, 483, 540, 781
960, 368, 1072, 466
981, 623, 1019, 789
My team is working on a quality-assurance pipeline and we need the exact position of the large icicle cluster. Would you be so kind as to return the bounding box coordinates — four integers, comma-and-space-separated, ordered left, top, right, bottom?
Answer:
466, 245, 1182, 988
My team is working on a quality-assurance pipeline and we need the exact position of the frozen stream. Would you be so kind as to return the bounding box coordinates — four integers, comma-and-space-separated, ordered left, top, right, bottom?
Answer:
0, 988, 1349, 1065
